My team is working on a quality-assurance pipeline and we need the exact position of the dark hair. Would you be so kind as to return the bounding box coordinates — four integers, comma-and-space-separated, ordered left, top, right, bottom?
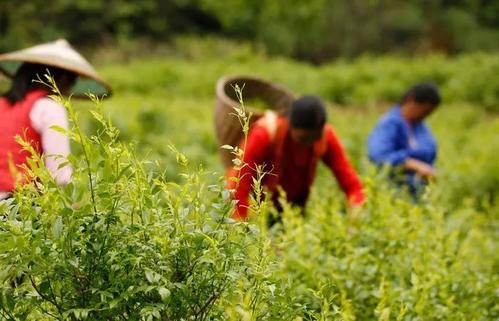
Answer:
3, 63, 76, 104
401, 82, 441, 107
289, 95, 327, 130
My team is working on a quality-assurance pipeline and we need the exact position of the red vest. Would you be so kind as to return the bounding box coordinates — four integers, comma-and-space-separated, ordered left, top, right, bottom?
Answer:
0, 89, 47, 191
264, 113, 328, 192
226, 111, 328, 191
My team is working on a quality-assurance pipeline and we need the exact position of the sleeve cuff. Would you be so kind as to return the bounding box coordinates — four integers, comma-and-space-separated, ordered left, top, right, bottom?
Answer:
347, 190, 366, 206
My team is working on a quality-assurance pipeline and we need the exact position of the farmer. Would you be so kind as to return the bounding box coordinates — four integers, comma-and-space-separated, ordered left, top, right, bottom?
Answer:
227, 95, 365, 220
367, 82, 441, 195
0, 39, 111, 200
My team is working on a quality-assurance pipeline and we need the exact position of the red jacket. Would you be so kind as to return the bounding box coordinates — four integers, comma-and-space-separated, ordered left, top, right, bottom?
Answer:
228, 112, 365, 220
0, 89, 47, 191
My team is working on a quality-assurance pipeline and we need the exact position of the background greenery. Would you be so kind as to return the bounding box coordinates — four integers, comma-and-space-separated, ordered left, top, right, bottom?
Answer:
1, 0, 499, 62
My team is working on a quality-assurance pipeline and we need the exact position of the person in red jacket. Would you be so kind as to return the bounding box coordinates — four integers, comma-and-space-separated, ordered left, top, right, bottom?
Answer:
227, 95, 365, 220
0, 39, 111, 200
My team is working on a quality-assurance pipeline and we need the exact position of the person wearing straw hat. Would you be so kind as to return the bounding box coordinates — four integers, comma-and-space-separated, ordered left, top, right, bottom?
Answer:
227, 95, 365, 221
0, 39, 111, 200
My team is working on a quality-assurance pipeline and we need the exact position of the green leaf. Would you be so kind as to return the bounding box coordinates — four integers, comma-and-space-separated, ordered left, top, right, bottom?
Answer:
145, 269, 160, 284
157, 287, 171, 302
49, 125, 68, 135
52, 216, 64, 238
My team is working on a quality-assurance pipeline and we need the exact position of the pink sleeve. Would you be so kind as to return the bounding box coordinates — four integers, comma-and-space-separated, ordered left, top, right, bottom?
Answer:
30, 98, 72, 185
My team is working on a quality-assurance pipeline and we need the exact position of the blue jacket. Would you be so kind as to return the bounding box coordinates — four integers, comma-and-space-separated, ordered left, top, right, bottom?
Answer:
368, 107, 437, 189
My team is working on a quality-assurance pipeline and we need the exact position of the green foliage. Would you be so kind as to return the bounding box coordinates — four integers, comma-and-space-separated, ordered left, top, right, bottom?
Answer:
320, 54, 499, 111
282, 172, 498, 321
0, 0, 217, 52
0, 92, 297, 320
201, 0, 499, 61
0, 44, 497, 320
92, 39, 499, 117
1, 0, 499, 60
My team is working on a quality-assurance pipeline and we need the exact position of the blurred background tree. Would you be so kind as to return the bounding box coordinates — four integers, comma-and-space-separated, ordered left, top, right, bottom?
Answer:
0, 0, 498, 62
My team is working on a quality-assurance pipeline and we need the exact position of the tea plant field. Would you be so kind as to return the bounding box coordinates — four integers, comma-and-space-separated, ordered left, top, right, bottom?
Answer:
1, 39, 498, 320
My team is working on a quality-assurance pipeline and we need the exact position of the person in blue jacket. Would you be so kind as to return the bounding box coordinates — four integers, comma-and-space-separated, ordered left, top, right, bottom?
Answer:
368, 83, 441, 194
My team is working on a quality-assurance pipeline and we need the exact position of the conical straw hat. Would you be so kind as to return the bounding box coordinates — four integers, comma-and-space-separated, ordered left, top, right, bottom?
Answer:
0, 39, 111, 98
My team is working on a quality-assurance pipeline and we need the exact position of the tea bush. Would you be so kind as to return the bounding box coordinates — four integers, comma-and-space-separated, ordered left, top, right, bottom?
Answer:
93, 38, 499, 112
0, 43, 497, 319
0, 92, 300, 320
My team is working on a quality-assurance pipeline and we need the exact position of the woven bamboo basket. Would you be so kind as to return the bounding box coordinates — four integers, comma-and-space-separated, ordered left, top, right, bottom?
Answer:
214, 75, 295, 168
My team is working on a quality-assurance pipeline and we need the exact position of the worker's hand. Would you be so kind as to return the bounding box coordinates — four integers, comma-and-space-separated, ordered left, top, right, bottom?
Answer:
345, 189, 365, 233
346, 205, 362, 234
404, 158, 436, 180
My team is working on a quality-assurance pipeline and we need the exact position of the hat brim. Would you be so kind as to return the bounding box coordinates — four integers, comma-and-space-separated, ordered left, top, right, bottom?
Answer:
0, 55, 112, 99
